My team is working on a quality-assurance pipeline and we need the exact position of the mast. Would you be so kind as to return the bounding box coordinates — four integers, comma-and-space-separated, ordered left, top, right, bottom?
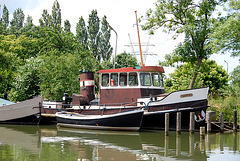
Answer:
135, 11, 144, 66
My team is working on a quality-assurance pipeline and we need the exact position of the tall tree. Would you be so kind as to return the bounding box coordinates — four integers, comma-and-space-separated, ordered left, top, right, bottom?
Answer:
209, 0, 240, 56
99, 15, 113, 61
76, 16, 88, 50
39, 9, 51, 27
51, 0, 61, 29
25, 15, 33, 27
142, 0, 226, 89
2, 4, 9, 27
11, 8, 25, 30
88, 9, 100, 61
64, 19, 71, 32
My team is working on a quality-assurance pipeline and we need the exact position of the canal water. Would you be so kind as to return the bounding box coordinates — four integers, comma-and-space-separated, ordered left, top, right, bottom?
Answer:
0, 125, 239, 161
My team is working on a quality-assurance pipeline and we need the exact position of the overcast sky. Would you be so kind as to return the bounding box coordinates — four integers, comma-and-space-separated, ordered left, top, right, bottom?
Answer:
0, 0, 239, 75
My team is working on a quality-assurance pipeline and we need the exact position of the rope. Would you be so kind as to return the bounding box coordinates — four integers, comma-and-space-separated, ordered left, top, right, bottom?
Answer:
211, 122, 232, 131
144, 100, 152, 110
56, 108, 63, 112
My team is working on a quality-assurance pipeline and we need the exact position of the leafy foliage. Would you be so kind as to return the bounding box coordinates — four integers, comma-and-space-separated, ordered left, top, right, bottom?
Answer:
115, 52, 138, 68
38, 51, 97, 101
0, 1, 114, 101
99, 16, 113, 61
88, 10, 100, 61
76, 16, 88, 50
165, 59, 228, 96
142, 0, 227, 89
8, 57, 41, 101
209, 0, 240, 56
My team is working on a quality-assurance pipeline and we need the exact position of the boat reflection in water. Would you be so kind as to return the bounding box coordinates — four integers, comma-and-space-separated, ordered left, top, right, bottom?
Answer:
0, 125, 239, 161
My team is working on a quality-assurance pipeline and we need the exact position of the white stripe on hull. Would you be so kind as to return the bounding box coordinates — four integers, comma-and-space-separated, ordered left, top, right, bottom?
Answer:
57, 123, 140, 131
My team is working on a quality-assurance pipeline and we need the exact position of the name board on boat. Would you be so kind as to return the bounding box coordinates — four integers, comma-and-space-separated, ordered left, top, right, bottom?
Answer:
180, 93, 193, 98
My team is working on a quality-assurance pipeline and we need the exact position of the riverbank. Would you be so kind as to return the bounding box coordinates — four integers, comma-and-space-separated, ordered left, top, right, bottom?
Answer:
208, 96, 240, 122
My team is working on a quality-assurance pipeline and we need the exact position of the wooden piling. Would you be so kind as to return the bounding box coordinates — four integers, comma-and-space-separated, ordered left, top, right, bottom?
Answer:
233, 109, 237, 132
220, 112, 224, 133
189, 112, 195, 133
207, 112, 211, 133
200, 126, 205, 139
176, 112, 181, 135
165, 113, 169, 136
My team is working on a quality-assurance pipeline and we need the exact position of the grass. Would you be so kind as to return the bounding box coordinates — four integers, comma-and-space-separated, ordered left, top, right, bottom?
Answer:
208, 95, 240, 123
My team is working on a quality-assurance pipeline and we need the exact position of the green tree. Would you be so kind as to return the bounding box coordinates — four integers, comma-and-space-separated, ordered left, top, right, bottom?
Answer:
38, 27, 76, 54
99, 15, 112, 61
38, 52, 97, 101
228, 65, 240, 97
76, 16, 88, 50
8, 57, 41, 102
51, 0, 61, 29
115, 52, 138, 68
64, 19, 71, 32
0, 49, 18, 99
165, 59, 228, 96
11, 8, 25, 30
210, 0, 240, 56
25, 15, 33, 27
0, 35, 39, 61
2, 4, 9, 27
39, 9, 51, 27
142, 0, 226, 89
88, 10, 100, 61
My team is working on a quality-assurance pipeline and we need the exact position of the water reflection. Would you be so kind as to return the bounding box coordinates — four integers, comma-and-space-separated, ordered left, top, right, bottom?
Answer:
0, 125, 239, 161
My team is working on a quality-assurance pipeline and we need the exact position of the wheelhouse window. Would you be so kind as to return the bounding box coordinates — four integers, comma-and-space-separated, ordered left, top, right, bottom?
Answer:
152, 73, 160, 86
140, 73, 151, 86
110, 73, 118, 86
102, 74, 109, 86
129, 72, 138, 86
159, 74, 164, 86
120, 73, 127, 86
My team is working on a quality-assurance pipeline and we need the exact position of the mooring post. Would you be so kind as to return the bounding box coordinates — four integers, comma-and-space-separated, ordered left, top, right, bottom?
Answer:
200, 126, 205, 139
165, 113, 169, 136
189, 112, 195, 133
176, 112, 181, 135
207, 112, 211, 133
220, 112, 224, 133
233, 109, 237, 132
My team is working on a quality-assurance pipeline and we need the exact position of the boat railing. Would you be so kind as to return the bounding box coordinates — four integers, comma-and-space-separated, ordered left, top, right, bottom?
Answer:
99, 101, 146, 108
43, 101, 147, 110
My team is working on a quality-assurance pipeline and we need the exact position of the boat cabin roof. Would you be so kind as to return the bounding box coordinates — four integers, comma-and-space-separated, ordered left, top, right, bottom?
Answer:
99, 66, 164, 74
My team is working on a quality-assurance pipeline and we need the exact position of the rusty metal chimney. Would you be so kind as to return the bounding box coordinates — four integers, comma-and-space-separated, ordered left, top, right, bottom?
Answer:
72, 70, 95, 106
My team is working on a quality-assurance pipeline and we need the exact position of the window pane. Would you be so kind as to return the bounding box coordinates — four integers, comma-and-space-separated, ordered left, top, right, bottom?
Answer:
160, 74, 164, 86
120, 73, 127, 86
110, 73, 118, 86
129, 72, 138, 86
102, 74, 109, 86
140, 73, 151, 86
152, 73, 160, 86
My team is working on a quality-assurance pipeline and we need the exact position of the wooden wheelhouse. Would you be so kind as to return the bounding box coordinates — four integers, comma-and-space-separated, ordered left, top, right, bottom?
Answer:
99, 66, 165, 105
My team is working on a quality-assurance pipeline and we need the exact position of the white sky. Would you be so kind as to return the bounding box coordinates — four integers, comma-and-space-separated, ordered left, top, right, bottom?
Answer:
0, 0, 239, 76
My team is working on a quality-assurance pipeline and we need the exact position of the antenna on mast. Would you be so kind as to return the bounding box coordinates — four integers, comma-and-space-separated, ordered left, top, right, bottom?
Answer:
135, 11, 144, 66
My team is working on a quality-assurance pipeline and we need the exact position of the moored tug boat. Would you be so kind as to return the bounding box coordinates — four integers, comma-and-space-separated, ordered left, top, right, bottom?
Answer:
42, 67, 208, 131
